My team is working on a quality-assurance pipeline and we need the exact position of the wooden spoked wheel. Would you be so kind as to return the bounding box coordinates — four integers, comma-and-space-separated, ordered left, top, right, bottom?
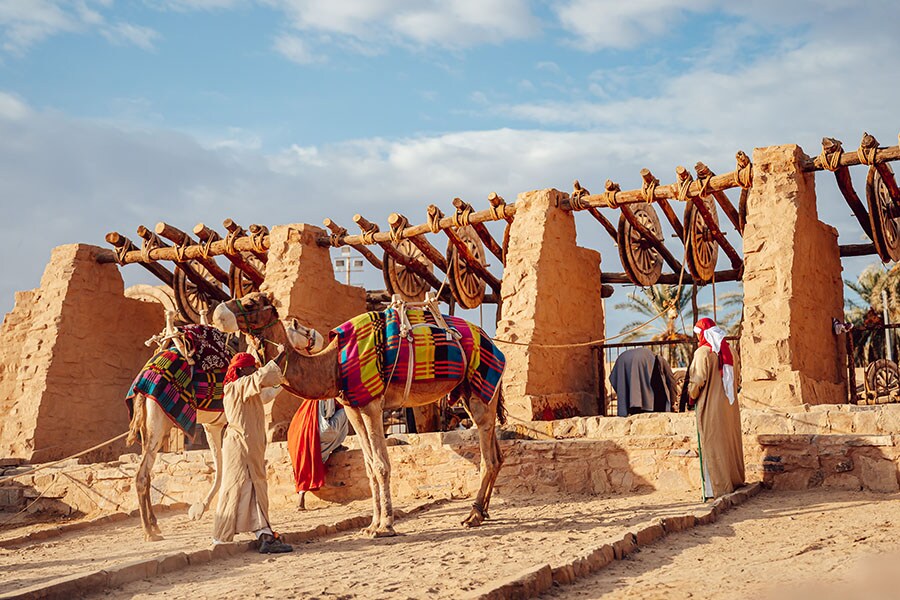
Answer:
173, 263, 221, 324
383, 239, 432, 302
684, 196, 719, 284
228, 254, 266, 300
617, 202, 664, 287
866, 164, 900, 262
446, 226, 487, 309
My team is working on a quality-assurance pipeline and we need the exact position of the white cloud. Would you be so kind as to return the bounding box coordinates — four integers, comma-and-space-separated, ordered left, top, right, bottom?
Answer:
268, 0, 540, 53
0, 92, 30, 120
553, 0, 715, 50
0, 0, 160, 55
273, 33, 323, 64
101, 22, 160, 50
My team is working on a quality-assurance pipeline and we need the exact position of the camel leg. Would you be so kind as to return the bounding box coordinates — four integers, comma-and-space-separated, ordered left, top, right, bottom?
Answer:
461, 391, 503, 528
344, 406, 382, 536
359, 401, 396, 537
134, 396, 169, 541
189, 414, 226, 521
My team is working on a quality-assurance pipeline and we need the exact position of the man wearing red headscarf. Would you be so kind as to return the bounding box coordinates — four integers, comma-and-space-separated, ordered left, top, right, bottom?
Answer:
689, 318, 745, 500
213, 350, 292, 553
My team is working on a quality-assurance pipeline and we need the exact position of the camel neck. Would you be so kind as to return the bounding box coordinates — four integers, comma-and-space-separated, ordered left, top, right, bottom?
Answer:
257, 321, 341, 400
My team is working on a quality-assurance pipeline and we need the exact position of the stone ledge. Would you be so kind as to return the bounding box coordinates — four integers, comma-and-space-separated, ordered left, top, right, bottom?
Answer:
464, 482, 762, 600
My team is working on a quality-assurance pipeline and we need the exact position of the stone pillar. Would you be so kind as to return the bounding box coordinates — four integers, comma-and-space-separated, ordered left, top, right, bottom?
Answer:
261, 224, 367, 438
739, 144, 847, 408
0, 244, 164, 462
496, 189, 605, 422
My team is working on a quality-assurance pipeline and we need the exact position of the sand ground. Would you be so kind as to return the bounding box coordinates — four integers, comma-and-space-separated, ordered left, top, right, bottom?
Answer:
3, 489, 900, 599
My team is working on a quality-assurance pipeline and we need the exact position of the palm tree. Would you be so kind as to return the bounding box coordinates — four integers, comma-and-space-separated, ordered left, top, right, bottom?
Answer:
844, 263, 900, 363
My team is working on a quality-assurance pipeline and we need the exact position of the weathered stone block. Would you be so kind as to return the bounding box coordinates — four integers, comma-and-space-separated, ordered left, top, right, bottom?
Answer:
857, 455, 900, 493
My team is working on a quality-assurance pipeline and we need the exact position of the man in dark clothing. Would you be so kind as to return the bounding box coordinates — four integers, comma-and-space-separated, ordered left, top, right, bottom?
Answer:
609, 347, 676, 416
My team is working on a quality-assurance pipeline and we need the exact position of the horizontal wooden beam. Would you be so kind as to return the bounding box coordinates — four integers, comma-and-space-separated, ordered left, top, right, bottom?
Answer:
840, 243, 878, 257
601, 268, 741, 285
805, 137, 900, 172
100, 232, 175, 288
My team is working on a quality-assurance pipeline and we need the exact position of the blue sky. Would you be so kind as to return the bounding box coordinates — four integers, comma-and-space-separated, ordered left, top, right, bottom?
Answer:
1, 0, 899, 336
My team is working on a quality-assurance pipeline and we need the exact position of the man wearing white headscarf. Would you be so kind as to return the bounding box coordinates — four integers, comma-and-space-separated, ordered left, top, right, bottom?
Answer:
689, 318, 745, 500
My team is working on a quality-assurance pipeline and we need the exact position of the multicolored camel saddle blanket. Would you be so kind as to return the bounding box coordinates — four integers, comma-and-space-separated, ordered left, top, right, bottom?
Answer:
126, 325, 231, 435
332, 308, 505, 408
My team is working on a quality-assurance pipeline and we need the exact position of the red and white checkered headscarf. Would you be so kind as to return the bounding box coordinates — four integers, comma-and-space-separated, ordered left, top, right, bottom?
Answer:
694, 318, 736, 404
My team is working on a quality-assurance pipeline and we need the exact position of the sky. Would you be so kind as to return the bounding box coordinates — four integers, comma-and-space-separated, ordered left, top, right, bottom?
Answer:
1, 0, 899, 337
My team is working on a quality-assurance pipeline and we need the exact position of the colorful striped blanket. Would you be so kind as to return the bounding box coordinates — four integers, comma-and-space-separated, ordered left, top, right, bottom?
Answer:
126, 326, 230, 434
332, 308, 505, 408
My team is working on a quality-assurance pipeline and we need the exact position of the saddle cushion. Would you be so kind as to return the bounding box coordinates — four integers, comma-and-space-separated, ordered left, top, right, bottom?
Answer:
126, 348, 226, 435
332, 308, 505, 408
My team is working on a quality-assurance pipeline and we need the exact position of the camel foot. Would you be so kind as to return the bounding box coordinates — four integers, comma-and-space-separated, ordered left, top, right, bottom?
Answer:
371, 526, 397, 538
145, 532, 165, 542
360, 524, 377, 537
461, 503, 486, 528
188, 502, 206, 521
150, 523, 162, 536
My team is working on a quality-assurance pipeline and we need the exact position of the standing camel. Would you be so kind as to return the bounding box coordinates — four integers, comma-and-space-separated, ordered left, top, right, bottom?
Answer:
212, 292, 506, 537
125, 321, 232, 541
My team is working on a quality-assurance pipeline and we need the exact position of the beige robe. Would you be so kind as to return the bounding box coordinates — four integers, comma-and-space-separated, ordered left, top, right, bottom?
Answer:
213, 361, 282, 542
688, 346, 745, 499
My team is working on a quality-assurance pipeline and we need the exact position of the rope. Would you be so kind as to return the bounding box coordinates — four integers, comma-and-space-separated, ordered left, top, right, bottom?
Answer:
361, 224, 379, 245
452, 203, 474, 228
173, 240, 189, 262
224, 230, 240, 255
489, 203, 508, 221
389, 216, 408, 244
858, 145, 878, 166
427, 206, 444, 234
200, 234, 217, 259
250, 230, 268, 253
819, 147, 843, 171
114, 243, 130, 266
734, 151, 753, 188
676, 174, 693, 202
140, 237, 156, 263
641, 176, 659, 203
0, 432, 128, 485
0, 473, 62, 527
698, 174, 712, 198
604, 180, 620, 209
329, 226, 348, 248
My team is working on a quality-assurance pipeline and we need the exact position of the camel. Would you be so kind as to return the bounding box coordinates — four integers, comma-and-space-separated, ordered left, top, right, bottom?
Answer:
212, 292, 506, 537
127, 392, 226, 541
126, 315, 324, 541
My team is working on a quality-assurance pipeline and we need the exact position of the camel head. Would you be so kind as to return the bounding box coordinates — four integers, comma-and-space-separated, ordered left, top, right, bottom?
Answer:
212, 291, 279, 336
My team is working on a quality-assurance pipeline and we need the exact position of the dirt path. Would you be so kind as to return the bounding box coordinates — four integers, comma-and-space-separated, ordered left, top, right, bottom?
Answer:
549, 490, 900, 600
88, 490, 706, 600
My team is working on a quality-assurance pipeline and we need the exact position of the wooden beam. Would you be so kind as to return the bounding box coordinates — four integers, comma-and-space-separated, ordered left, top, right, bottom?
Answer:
452, 197, 505, 264
677, 167, 744, 271
247, 224, 270, 264
586, 207, 619, 240
388, 213, 448, 272
223, 219, 268, 263
155, 222, 229, 285
641, 169, 685, 241
136, 226, 229, 302
805, 138, 900, 172
443, 225, 503, 294
695, 162, 742, 234
861, 133, 900, 204
102, 232, 175, 287
840, 243, 878, 257
321, 219, 384, 270
819, 138, 876, 241
193, 223, 264, 287
601, 268, 741, 285
353, 214, 452, 303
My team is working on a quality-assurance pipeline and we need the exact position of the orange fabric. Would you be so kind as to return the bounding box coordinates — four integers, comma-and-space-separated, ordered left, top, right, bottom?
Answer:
287, 400, 326, 492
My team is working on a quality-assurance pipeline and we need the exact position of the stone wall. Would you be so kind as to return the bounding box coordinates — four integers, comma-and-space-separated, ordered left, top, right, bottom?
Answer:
740, 144, 847, 408
0, 245, 164, 462
497, 189, 605, 421
260, 224, 367, 438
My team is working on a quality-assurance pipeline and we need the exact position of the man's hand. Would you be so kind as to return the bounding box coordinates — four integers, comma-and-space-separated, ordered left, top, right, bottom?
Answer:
272, 343, 288, 368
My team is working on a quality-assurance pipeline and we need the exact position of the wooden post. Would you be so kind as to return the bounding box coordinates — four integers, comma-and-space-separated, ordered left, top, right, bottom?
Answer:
322, 218, 384, 270
193, 223, 264, 287
388, 213, 448, 272
452, 198, 505, 263
224, 219, 268, 263
155, 222, 229, 285
103, 232, 175, 287
641, 168, 685, 241
821, 138, 876, 241
677, 166, 744, 271
694, 162, 742, 233
444, 226, 502, 294
137, 225, 229, 302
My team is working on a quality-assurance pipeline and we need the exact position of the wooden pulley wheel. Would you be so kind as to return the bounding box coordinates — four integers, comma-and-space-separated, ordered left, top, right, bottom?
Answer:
174, 263, 221, 324
383, 238, 432, 302
866, 164, 900, 262
446, 226, 487, 309
683, 195, 719, 284
617, 202, 664, 287
228, 254, 266, 300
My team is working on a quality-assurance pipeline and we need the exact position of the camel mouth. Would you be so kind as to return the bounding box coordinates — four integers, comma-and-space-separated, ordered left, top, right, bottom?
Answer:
212, 303, 239, 333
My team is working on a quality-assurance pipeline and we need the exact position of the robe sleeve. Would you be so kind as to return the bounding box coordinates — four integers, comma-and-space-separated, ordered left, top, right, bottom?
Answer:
688, 348, 709, 400
231, 361, 284, 403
